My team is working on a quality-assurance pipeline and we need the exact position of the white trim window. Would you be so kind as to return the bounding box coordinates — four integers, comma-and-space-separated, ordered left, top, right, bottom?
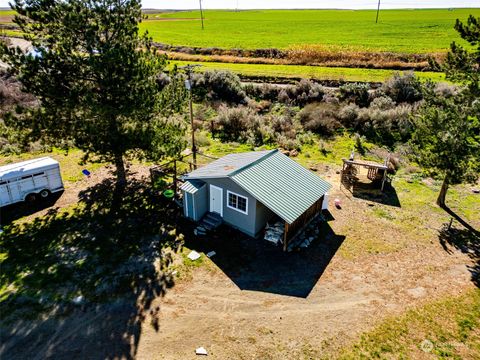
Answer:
227, 190, 248, 215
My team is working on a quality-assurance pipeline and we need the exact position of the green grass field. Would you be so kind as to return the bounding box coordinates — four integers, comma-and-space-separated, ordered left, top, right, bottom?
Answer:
170, 60, 445, 83
141, 9, 480, 53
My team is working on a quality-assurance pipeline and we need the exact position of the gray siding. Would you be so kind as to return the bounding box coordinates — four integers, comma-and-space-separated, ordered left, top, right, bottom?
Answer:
183, 192, 193, 219
255, 200, 276, 234
193, 184, 208, 221
184, 177, 275, 237
202, 178, 258, 237
182, 182, 208, 222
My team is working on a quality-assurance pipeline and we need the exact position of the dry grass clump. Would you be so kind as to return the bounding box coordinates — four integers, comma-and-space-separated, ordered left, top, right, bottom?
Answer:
160, 43, 446, 70
286, 44, 444, 70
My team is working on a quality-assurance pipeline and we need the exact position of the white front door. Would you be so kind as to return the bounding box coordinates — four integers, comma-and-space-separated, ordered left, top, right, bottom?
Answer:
209, 185, 223, 217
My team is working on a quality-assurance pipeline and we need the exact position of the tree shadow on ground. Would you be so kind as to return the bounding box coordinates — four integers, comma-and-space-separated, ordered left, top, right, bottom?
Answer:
439, 223, 479, 288
0, 177, 182, 359
0, 191, 64, 225
349, 181, 401, 207
442, 205, 480, 236
184, 217, 345, 298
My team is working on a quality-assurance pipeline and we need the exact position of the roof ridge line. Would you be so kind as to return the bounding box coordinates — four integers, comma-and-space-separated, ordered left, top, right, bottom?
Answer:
228, 149, 278, 177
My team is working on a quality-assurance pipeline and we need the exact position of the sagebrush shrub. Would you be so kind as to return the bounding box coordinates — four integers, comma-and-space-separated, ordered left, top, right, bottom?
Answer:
298, 103, 341, 136
192, 70, 247, 104
213, 106, 259, 142
338, 103, 360, 127
370, 96, 396, 110
244, 83, 281, 102
278, 79, 324, 106
356, 103, 414, 146
338, 82, 370, 107
381, 72, 422, 104
434, 82, 458, 98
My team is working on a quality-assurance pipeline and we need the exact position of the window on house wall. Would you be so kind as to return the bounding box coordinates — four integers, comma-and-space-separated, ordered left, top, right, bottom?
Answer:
227, 190, 248, 214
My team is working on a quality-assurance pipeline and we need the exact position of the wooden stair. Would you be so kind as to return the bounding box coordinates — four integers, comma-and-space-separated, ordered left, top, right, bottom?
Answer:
194, 212, 223, 236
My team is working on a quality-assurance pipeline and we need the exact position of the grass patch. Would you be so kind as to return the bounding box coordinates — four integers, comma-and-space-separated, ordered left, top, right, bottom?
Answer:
372, 207, 395, 221
141, 9, 479, 54
337, 218, 406, 259
0, 148, 105, 183
338, 288, 480, 359
168, 245, 218, 282
169, 60, 445, 83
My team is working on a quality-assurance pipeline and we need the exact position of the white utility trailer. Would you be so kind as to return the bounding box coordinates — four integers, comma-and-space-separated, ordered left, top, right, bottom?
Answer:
0, 157, 64, 207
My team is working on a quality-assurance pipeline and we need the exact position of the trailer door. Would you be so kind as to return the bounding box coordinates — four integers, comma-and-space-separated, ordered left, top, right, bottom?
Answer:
10, 181, 22, 202
0, 181, 12, 206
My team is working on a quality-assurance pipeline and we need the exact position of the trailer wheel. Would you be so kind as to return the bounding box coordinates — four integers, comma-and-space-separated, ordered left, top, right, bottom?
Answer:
25, 193, 37, 202
39, 189, 50, 199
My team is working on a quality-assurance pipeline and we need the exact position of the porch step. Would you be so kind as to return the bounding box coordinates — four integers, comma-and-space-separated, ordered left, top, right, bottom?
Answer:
194, 212, 223, 237
203, 212, 223, 223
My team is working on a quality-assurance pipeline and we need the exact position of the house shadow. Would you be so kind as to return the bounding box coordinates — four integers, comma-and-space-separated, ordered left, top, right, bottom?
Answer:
0, 191, 64, 225
184, 218, 345, 298
0, 177, 180, 359
348, 181, 401, 207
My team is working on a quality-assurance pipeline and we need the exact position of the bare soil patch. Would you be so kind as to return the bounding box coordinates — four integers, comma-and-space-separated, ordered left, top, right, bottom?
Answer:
0, 15, 13, 23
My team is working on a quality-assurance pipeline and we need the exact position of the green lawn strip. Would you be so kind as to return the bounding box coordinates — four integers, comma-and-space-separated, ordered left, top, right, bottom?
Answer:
337, 288, 480, 359
141, 9, 479, 53
169, 60, 445, 83
0, 29, 23, 37
0, 10, 16, 16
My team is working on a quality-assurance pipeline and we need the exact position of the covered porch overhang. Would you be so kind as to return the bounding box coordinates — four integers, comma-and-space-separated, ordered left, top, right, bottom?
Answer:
282, 195, 325, 251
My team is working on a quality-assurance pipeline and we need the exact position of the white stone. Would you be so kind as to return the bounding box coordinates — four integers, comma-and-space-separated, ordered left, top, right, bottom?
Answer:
195, 347, 208, 356
187, 251, 201, 261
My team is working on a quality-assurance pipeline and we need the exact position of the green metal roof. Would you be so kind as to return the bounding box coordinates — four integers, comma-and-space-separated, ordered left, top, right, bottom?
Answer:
230, 150, 331, 224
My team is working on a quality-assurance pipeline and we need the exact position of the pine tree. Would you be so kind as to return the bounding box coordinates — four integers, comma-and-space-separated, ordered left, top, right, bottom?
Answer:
411, 15, 480, 207
1, 0, 186, 191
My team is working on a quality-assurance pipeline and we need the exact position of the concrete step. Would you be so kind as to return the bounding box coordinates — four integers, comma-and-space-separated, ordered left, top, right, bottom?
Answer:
203, 217, 222, 229
205, 212, 222, 223
201, 222, 214, 231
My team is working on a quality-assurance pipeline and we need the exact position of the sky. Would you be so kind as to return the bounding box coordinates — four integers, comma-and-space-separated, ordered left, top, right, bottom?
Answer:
1, 0, 479, 9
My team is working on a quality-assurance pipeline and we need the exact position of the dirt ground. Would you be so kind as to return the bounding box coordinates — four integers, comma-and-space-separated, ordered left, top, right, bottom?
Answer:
1, 162, 477, 359
134, 170, 476, 359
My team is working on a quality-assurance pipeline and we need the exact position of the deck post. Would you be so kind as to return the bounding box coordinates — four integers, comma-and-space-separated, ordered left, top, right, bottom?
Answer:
381, 169, 387, 192
173, 160, 177, 196
283, 222, 289, 252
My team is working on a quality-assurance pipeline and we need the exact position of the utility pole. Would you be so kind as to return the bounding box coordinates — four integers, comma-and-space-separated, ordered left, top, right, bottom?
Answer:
199, 0, 204, 30
180, 64, 202, 169
376, 0, 381, 24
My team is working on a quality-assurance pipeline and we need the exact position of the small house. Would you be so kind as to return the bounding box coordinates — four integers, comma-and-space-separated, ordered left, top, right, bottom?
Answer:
181, 149, 332, 249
